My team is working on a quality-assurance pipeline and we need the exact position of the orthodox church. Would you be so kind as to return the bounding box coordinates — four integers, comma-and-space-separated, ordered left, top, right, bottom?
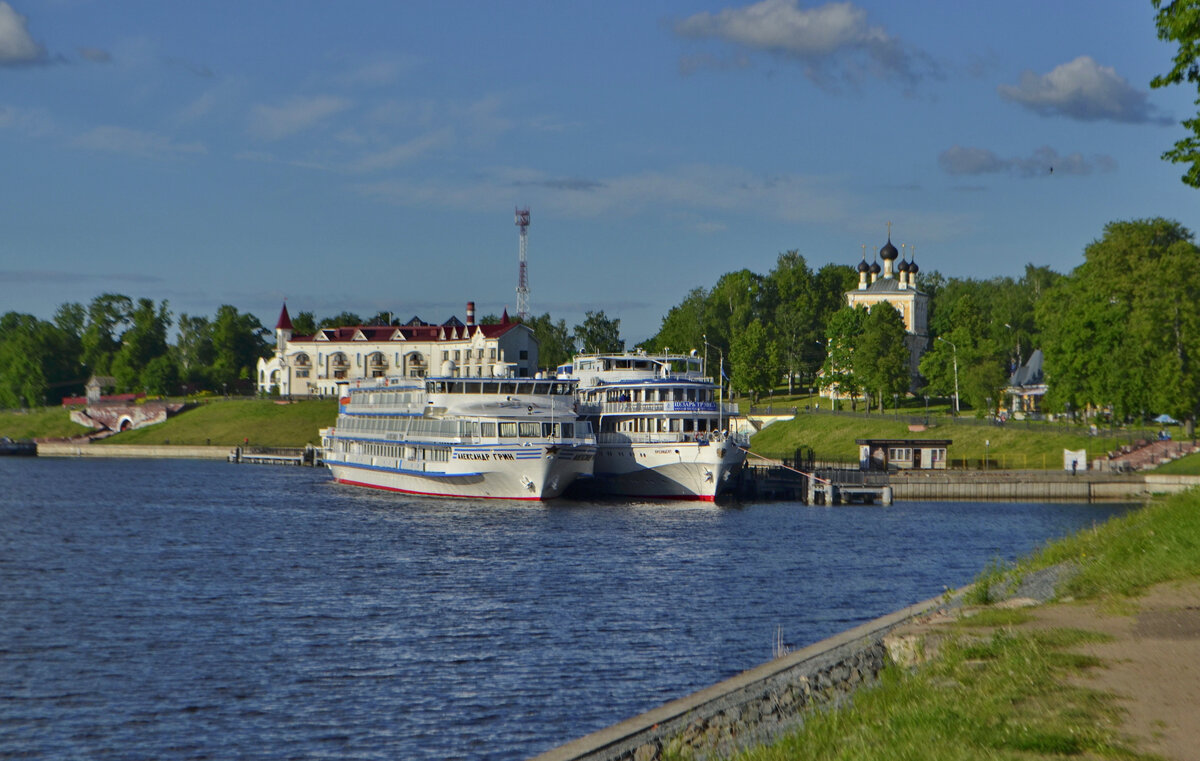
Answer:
844, 228, 930, 388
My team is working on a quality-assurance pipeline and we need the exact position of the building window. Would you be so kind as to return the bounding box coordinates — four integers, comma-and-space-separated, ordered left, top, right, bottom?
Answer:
489, 348, 496, 360
519, 350, 528, 360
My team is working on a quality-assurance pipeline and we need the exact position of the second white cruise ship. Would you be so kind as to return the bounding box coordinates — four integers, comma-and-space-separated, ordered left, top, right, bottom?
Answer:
558, 351, 747, 501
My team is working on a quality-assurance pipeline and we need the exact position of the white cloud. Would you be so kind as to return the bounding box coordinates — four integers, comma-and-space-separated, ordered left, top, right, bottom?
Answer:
72, 126, 207, 159
79, 47, 111, 63
998, 56, 1171, 124
248, 95, 351, 140
673, 0, 935, 87
352, 129, 452, 172
0, 103, 55, 137
939, 144, 1116, 178
354, 164, 849, 225
0, 1, 45, 65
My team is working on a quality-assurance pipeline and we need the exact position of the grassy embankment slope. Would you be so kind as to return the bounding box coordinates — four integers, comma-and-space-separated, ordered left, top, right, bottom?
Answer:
0, 406, 94, 440
727, 486, 1200, 761
0, 399, 338, 448
750, 411, 1154, 470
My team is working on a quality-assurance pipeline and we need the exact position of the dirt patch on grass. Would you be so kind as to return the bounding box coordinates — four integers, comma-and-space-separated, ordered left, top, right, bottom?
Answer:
1020, 580, 1200, 760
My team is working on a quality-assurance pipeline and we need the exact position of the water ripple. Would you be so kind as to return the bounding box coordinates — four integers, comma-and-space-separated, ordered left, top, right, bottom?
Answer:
1, 458, 1127, 760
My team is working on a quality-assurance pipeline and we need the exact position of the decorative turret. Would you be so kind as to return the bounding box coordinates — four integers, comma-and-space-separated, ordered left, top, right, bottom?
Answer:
275, 302, 293, 353
857, 244, 870, 290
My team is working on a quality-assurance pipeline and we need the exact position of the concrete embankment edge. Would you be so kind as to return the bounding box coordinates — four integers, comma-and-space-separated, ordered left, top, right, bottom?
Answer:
36, 442, 231, 460
527, 592, 952, 761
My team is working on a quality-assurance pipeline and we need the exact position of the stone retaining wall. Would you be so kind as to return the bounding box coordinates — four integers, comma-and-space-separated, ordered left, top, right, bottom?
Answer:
36, 442, 231, 460
888, 473, 1150, 502
529, 594, 947, 761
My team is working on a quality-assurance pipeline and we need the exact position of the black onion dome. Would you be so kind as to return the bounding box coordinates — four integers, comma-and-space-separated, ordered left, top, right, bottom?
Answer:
880, 238, 899, 261
870, 260, 881, 275
909, 260, 919, 275
898, 259, 910, 273
857, 258, 870, 273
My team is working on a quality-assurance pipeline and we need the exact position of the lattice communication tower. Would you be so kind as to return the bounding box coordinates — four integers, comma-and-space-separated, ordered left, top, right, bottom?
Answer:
515, 207, 530, 320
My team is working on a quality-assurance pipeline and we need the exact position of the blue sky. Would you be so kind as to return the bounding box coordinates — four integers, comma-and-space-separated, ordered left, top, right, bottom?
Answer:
1, 0, 1197, 344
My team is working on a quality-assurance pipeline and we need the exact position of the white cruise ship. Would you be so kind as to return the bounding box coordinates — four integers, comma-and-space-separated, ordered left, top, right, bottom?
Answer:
558, 351, 747, 501
322, 370, 595, 501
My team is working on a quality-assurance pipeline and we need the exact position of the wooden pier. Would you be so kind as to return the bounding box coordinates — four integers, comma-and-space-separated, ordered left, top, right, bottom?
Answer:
733, 451, 892, 505
229, 446, 323, 467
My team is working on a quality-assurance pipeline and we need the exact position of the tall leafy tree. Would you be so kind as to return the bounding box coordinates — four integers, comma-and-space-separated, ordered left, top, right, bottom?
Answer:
524, 313, 573, 370
0, 313, 82, 407
644, 286, 709, 355
769, 251, 819, 394
80, 293, 132, 377
111, 298, 172, 392
821, 306, 866, 410
1038, 218, 1200, 433
855, 304, 910, 412
319, 311, 364, 328
572, 310, 624, 353
209, 305, 268, 391
729, 318, 778, 403
290, 311, 318, 336
174, 314, 215, 384
1151, 0, 1200, 187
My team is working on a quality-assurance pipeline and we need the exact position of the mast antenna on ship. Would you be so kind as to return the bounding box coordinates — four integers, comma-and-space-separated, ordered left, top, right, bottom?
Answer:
515, 207, 531, 320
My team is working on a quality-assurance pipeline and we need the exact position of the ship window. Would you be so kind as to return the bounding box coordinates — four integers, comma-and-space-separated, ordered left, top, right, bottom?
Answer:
562, 423, 574, 438
499, 422, 517, 437
519, 422, 540, 437
481, 422, 496, 437
543, 423, 557, 438
499, 382, 518, 395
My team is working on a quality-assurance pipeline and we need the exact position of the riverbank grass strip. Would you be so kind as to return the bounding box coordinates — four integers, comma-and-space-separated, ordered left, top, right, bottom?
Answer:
728, 625, 1139, 761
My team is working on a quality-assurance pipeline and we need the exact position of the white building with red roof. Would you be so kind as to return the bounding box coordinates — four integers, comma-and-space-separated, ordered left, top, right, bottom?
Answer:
256, 301, 539, 396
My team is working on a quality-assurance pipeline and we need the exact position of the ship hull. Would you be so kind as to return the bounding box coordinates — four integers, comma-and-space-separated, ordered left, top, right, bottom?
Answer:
577, 440, 744, 501
327, 445, 594, 501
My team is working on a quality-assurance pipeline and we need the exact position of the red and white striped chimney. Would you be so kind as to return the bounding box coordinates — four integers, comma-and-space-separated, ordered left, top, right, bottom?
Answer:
466, 301, 475, 326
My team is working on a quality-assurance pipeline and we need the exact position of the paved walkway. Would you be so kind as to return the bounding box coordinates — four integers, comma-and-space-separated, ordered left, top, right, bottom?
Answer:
905, 579, 1200, 760
1026, 580, 1200, 760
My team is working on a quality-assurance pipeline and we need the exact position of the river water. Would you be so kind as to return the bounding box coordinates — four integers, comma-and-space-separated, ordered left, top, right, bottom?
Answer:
0, 458, 1127, 760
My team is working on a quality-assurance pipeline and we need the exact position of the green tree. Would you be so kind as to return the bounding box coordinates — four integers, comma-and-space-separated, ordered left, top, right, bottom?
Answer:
141, 354, 180, 396
174, 314, 215, 386
1038, 218, 1200, 433
769, 251, 820, 394
319, 311, 363, 328
209, 305, 268, 392
0, 313, 83, 407
80, 293, 132, 377
573, 310, 624, 353
290, 311, 318, 335
730, 318, 778, 403
524, 313, 573, 370
855, 304, 910, 412
821, 306, 867, 410
111, 298, 172, 392
1152, 0, 1200, 187
644, 286, 709, 355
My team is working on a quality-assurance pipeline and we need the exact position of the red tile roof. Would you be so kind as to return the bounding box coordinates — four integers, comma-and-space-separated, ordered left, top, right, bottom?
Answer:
275, 303, 293, 331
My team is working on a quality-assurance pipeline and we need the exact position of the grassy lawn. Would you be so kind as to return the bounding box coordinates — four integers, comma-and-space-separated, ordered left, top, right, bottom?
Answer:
99, 398, 338, 447
0, 398, 338, 447
749, 411, 1114, 469
0, 406, 94, 440
727, 487, 1200, 761
1149, 450, 1200, 475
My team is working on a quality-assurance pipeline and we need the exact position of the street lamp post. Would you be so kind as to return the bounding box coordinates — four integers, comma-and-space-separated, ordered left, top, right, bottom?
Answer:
937, 337, 960, 415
